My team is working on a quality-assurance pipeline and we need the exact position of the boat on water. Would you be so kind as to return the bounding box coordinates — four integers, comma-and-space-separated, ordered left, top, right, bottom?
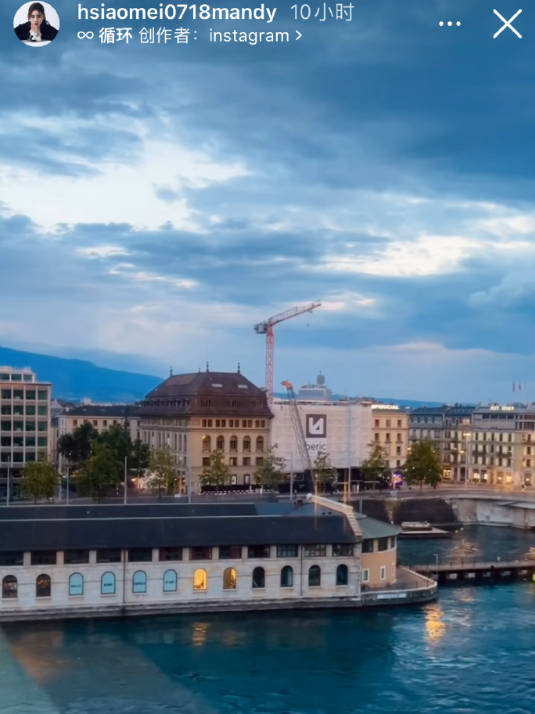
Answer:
401, 521, 433, 532
399, 521, 451, 539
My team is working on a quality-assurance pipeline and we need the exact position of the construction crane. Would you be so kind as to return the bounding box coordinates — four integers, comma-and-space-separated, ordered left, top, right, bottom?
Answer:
255, 301, 321, 405
281, 380, 315, 493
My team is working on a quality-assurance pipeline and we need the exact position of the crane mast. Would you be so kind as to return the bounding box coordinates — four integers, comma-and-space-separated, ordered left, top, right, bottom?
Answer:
255, 301, 321, 406
281, 380, 314, 492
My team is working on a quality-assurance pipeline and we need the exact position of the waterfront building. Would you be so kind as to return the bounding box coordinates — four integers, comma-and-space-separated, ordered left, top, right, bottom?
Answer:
409, 405, 476, 482
0, 367, 52, 499
296, 372, 332, 401
0, 495, 434, 622
467, 404, 535, 487
270, 398, 372, 476
370, 404, 410, 471
138, 368, 272, 491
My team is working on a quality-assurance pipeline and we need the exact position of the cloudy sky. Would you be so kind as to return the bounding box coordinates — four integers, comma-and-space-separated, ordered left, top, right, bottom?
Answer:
0, 0, 534, 403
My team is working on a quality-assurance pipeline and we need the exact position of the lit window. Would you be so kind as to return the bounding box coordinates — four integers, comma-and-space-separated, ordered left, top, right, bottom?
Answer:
223, 567, 237, 590
193, 569, 207, 591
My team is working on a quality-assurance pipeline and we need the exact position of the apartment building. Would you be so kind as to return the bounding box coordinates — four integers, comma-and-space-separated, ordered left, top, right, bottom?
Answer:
468, 404, 535, 487
370, 404, 410, 471
0, 367, 51, 498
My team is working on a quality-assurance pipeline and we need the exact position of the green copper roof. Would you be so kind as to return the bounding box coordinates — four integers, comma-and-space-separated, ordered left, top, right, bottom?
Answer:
354, 512, 401, 539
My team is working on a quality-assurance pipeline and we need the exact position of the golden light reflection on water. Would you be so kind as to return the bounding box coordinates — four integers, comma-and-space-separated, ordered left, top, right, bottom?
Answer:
191, 622, 208, 647
9, 629, 73, 685
424, 603, 445, 644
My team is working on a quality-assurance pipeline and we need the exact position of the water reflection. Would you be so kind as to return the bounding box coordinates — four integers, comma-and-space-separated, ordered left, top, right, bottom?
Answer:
192, 622, 208, 647
424, 603, 445, 644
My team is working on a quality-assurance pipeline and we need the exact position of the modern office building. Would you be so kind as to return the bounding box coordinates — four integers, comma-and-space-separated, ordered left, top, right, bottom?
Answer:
0, 367, 51, 498
0, 495, 435, 622
138, 367, 272, 491
296, 372, 333, 401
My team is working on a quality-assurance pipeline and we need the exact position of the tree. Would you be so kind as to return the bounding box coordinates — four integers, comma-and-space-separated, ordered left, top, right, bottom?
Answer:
254, 445, 286, 489
200, 450, 232, 487
404, 440, 442, 491
360, 443, 389, 482
312, 451, 338, 493
96, 423, 131, 462
58, 422, 99, 464
75, 443, 123, 501
131, 438, 150, 475
20, 458, 59, 503
146, 446, 177, 499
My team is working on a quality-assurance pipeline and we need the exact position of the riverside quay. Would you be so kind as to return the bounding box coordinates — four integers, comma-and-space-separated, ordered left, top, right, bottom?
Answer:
0, 496, 436, 622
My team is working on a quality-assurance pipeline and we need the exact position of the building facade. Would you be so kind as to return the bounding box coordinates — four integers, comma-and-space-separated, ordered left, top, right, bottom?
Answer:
467, 404, 535, 487
138, 369, 272, 490
0, 496, 435, 622
270, 398, 372, 473
0, 367, 51, 498
370, 404, 410, 471
409, 405, 476, 481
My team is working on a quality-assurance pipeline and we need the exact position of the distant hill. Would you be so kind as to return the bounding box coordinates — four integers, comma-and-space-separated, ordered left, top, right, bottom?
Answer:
273, 393, 444, 408
0, 346, 162, 402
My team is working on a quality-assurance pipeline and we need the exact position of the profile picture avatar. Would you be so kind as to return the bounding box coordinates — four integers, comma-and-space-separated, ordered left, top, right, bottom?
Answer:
14, 2, 60, 46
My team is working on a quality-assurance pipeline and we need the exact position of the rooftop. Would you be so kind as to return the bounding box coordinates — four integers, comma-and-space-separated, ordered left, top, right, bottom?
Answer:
0, 502, 358, 551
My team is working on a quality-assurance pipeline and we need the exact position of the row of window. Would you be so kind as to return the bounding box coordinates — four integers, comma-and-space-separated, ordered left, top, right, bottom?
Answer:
0, 421, 48, 432
201, 419, 266, 429
0, 406, 47, 416
0, 373, 34, 383
0, 437, 48, 447
0, 390, 48, 400
362, 537, 396, 553
0, 544, 354, 567
202, 435, 264, 453
1, 565, 350, 600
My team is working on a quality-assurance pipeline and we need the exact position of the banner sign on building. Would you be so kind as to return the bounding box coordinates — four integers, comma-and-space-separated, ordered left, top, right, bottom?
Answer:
306, 414, 327, 438
305, 414, 327, 453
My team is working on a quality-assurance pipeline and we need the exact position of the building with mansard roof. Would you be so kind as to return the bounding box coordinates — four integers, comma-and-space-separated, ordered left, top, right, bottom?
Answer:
138, 367, 272, 492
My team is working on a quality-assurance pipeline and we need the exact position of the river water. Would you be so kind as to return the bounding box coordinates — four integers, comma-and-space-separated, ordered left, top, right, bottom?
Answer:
0, 526, 534, 714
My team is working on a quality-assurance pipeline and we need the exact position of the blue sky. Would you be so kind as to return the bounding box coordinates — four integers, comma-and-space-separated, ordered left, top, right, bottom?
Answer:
0, 0, 534, 403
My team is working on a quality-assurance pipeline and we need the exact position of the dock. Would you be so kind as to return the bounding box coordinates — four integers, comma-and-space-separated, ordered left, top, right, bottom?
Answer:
412, 559, 535, 584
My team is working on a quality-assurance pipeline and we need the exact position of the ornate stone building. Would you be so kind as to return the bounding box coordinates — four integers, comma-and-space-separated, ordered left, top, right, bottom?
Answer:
138, 367, 272, 490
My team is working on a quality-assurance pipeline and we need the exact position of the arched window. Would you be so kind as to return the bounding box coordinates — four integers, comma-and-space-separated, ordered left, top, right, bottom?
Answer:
223, 567, 237, 590
193, 569, 207, 591
101, 572, 116, 595
243, 436, 251, 453
216, 435, 225, 451
336, 564, 349, 586
256, 436, 264, 453
252, 566, 265, 589
308, 565, 321, 587
69, 573, 84, 597
202, 435, 211, 452
2, 575, 17, 599
132, 570, 147, 594
229, 436, 238, 452
280, 566, 294, 588
163, 569, 177, 592
36, 574, 51, 598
